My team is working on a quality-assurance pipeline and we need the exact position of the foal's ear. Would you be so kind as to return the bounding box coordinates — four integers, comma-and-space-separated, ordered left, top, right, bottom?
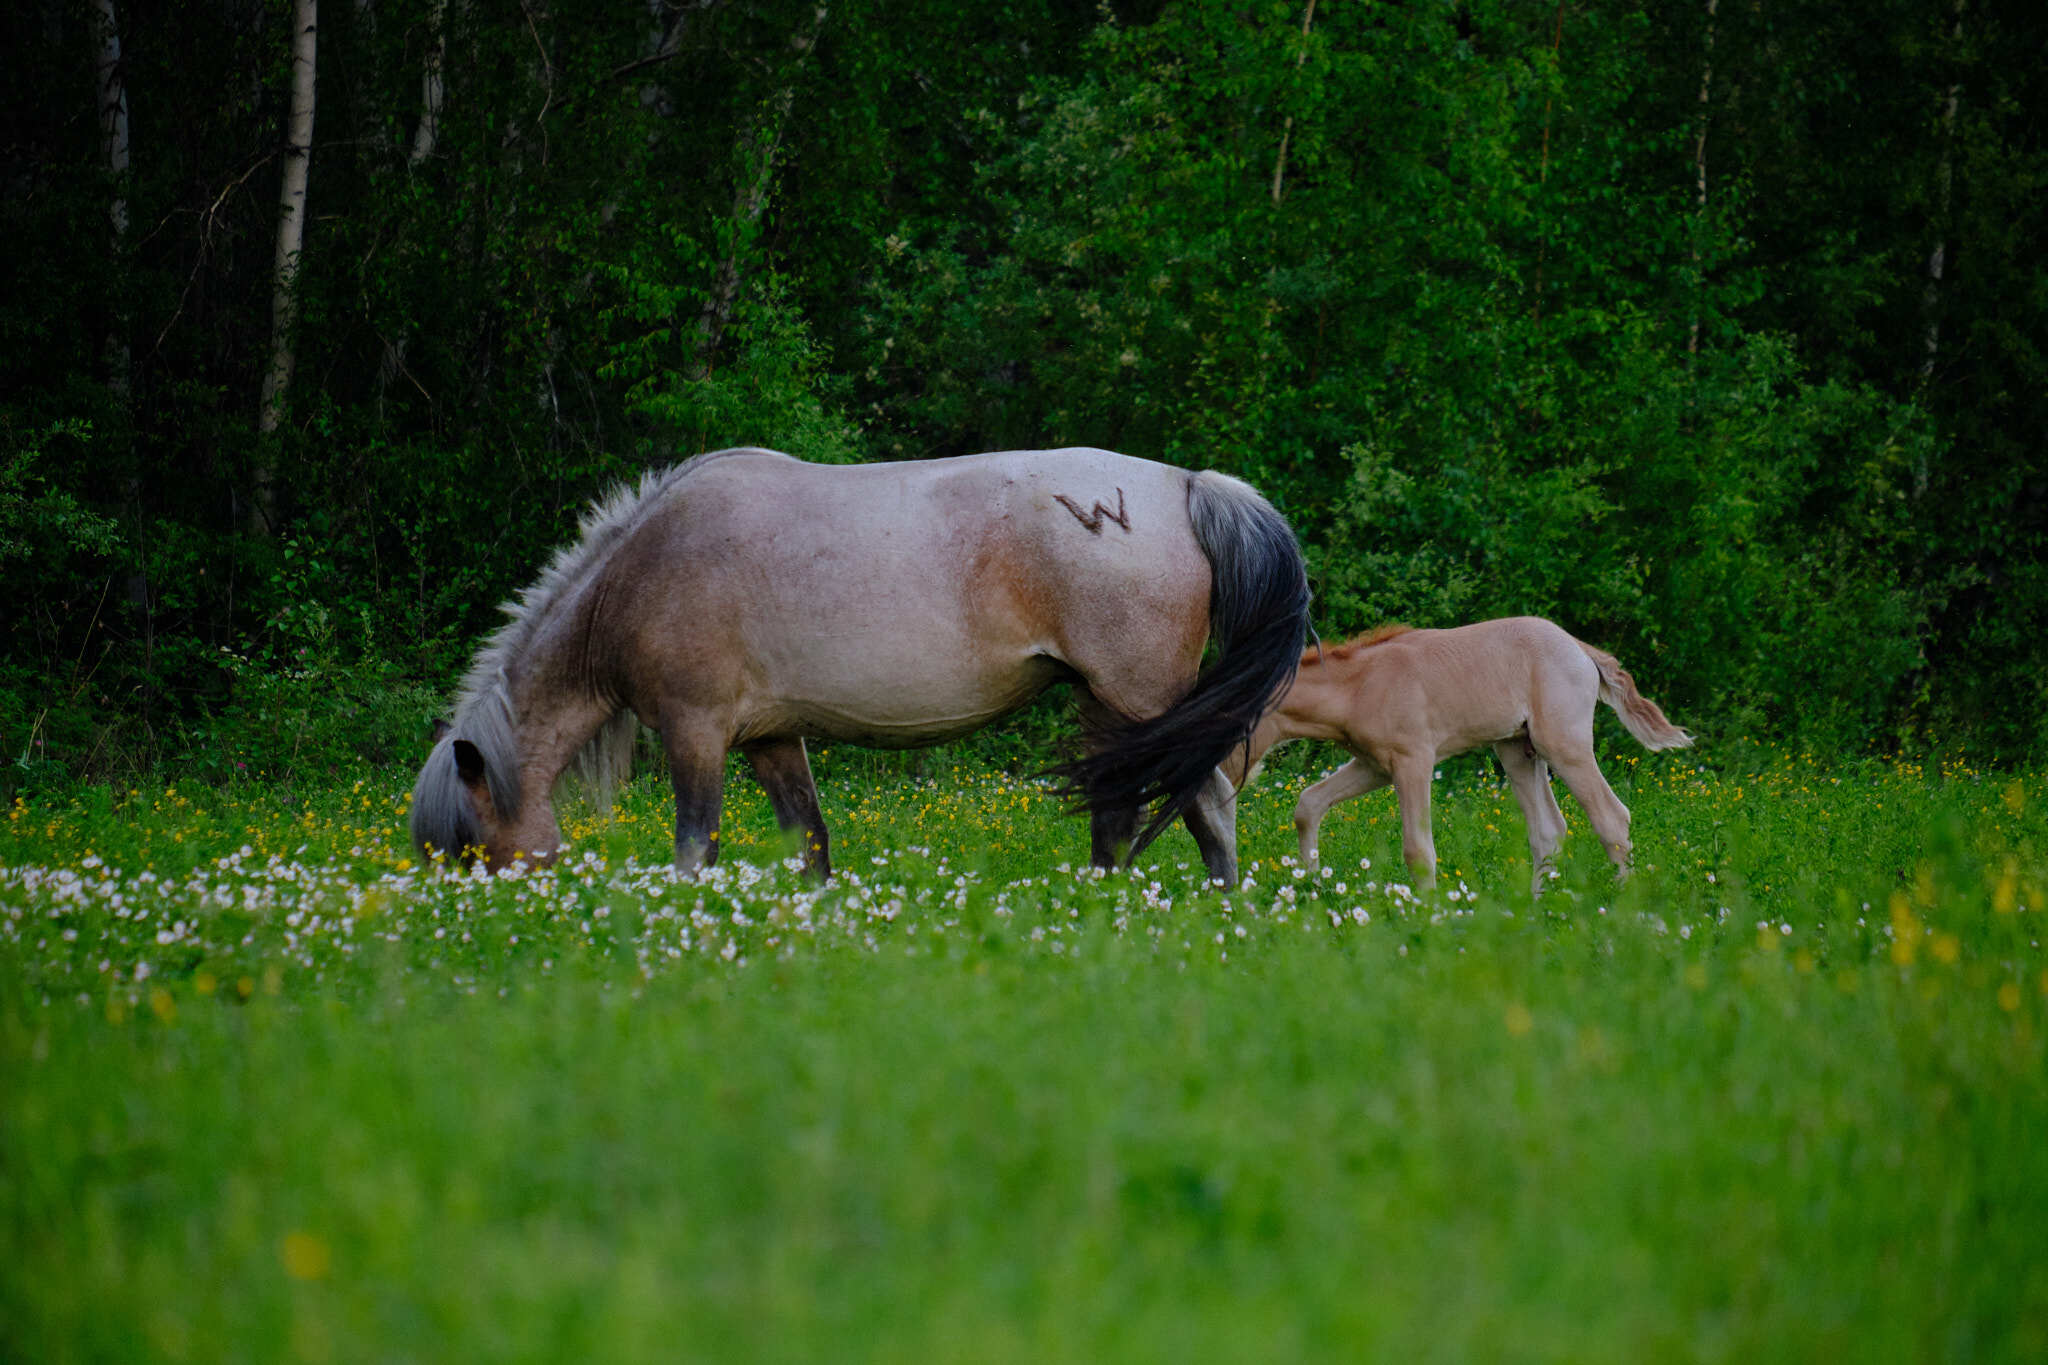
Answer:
451, 738, 488, 788
430, 717, 452, 745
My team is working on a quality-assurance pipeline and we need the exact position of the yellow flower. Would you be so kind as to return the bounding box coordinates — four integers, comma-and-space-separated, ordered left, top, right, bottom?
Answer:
149, 989, 176, 1024
1999, 982, 2022, 1013
1993, 863, 2018, 915
1503, 1002, 1534, 1037
280, 1231, 331, 1281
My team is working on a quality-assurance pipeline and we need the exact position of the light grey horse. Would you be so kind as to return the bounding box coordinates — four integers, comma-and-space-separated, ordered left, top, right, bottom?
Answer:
412, 447, 1310, 883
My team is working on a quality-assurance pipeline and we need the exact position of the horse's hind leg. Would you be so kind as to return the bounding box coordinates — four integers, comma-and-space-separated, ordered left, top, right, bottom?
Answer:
1495, 739, 1568, 896
1294, 758, 1389, 871
744, 737, 830, 879
1075, 685, 1147, 872
660, 712, 729, 876
1539, 740, 1633, 881
1180, 767, 1239, 886
1089, 804, 1139, 872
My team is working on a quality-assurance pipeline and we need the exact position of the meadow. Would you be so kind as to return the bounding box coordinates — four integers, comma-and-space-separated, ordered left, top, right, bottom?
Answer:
4, 742, 2047, 1362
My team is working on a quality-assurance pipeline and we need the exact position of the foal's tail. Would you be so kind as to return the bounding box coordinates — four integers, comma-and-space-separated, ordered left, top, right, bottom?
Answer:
1578, 641, 1694, 751
1052, 470, 1312, 856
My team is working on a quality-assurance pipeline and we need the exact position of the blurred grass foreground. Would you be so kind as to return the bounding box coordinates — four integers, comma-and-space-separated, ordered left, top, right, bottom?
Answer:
3, 748, 2047, 1361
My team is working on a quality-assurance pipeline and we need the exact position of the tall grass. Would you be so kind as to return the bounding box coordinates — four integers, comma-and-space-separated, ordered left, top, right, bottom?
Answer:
4, 748, 2046, 1361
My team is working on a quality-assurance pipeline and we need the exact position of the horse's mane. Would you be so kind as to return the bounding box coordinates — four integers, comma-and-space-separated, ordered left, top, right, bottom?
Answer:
1302, 622, 1413, 667
444, 448, 757, 816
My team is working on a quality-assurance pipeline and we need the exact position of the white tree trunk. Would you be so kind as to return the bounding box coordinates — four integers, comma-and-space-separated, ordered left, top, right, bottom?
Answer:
92, 0, 131, 399
1919, 0, 1966, 386
409, 0, 446, 166
1687, 0, 1718, 357
253, 0, 318, 535
1269, 0, 1317, 205
92, 0, 130, 239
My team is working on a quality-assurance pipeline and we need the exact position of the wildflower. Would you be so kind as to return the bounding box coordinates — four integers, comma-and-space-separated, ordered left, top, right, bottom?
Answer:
280, 1232, 331, 1281
1504, 1003, 1534, 1037
1994, 864, 2019, 915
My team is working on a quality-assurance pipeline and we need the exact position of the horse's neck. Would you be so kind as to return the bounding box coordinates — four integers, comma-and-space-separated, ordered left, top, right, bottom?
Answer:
1272, 661, 1355, 743
501, 609, 619, 795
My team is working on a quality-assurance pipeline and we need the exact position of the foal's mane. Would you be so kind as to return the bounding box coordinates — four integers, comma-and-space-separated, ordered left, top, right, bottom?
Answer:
446, 448, 755, 812
1303, 622, 1413, 667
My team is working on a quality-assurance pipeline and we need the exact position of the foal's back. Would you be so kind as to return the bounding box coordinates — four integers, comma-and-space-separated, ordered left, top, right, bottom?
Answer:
1326, 616, 1599, 762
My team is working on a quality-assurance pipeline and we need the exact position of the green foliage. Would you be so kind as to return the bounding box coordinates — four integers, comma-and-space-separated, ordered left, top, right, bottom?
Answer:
0, 418, 120, 565
603, 266, 865, 465
1, 0, 2045, 775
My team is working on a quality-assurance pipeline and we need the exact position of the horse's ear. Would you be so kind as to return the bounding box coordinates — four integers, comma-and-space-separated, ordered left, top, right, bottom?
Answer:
452, 738, 487, 788
430, 717, 452, 744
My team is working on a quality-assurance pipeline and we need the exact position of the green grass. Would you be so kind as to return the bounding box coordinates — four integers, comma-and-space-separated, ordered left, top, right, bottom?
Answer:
4, 746, 2048, 1362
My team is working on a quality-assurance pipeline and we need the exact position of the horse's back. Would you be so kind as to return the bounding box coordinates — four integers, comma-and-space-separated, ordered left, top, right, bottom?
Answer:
608, 448, 1212, 744
653, 446, 1205, 627
1341, 617, 1595, 757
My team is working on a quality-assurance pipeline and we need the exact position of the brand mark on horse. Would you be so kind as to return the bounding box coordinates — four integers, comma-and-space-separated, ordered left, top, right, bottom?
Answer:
1054, 487, 1131, 534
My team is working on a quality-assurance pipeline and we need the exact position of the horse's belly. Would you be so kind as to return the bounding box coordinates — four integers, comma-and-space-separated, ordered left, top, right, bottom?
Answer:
740, 651, 1065, 749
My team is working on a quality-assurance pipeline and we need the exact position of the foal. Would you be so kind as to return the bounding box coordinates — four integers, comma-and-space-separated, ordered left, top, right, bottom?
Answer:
1225, 617, 1691, 893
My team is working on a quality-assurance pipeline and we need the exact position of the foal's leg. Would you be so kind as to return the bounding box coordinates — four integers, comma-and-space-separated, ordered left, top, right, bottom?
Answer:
1387, 754, 1440, 887
1292, 759, 1389, 871
1540, 741, 1634, 881
1494, 739, 1568, 896
743, 737, 830, 879
1180, 767, 1239, 886
660, 712, 729, 876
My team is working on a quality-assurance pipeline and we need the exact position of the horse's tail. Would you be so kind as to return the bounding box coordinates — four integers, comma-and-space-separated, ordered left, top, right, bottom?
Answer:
1053, 470, 1311, 856
1578, 640, 1694, 751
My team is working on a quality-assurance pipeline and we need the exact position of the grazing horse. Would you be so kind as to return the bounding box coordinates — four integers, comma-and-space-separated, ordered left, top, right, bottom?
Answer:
411, 447, 1310, 884
1222, 617, 1691, 893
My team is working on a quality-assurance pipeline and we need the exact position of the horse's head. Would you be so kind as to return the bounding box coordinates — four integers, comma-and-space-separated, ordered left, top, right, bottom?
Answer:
410, 730, 562, 872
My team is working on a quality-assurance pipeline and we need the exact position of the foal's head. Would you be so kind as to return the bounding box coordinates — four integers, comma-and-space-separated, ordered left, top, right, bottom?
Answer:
410, 732, 562, 873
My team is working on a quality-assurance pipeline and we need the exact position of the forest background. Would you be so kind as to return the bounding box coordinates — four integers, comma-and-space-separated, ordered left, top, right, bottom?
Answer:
4, 0, 2044, 794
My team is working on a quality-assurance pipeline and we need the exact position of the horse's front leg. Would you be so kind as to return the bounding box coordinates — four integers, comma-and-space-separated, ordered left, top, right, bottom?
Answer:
743, 737, 830, 879
660, 712, 728, 876
1180, 767, 1239, 887
1387, 754, 1439, 888
1293, 758, 1389, 871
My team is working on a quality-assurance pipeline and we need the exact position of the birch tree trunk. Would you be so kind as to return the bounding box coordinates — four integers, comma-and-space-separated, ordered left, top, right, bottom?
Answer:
252, 0, 318, 537
1919, 0, 1966, 388
688, 3, 827, 383
1687, 0, 1718, 357
91, 0, 131, 400
374, 0, 443, 418
1269, 0, 1316, 205
409, 0, 446, 166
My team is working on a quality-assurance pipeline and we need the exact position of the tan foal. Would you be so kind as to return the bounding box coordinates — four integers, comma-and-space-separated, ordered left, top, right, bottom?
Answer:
1226, 617, 1692, 894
